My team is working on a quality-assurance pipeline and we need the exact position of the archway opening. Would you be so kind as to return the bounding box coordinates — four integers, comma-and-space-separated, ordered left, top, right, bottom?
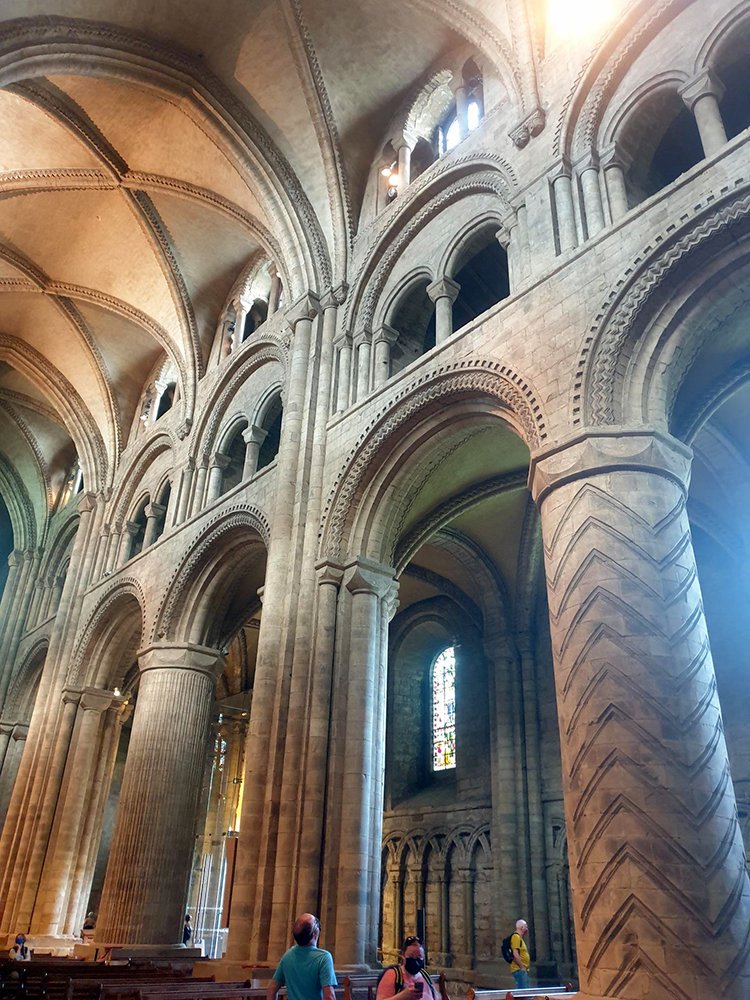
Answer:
620, 89, 704, 204
368, 412, 571, 979
389, 279, 436, 378
451, 229, 510, 330
714, 21, 750, 140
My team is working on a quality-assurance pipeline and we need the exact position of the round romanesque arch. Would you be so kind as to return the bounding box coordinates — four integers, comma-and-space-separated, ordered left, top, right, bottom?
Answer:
320, 359, 546, 566
573, 182, 750, 430
70, 579, 147, 690
152, 505, 270, 648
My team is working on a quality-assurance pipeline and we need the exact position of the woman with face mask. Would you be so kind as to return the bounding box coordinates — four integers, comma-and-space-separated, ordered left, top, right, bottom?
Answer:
375, 936, 436, 1000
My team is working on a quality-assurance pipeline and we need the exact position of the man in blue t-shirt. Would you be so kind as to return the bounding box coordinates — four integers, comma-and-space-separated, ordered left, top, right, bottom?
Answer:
267, 913, 337, 1000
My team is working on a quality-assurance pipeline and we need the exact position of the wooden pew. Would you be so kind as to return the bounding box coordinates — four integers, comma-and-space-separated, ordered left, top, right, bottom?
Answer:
467, 987, 577, 999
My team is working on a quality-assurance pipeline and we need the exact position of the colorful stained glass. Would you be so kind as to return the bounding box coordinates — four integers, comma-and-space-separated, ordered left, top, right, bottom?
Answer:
432, 646, 456, 771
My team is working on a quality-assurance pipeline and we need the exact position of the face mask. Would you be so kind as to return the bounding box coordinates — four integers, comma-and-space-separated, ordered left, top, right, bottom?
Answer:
405, 957, 424, 975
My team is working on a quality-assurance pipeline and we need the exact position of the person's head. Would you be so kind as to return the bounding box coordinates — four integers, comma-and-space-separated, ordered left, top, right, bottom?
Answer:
15, 934, 25, 946
400, 935, 425, 974
292, 913, 320, 946
516, 919, 528, 937
185, 914, 191, 923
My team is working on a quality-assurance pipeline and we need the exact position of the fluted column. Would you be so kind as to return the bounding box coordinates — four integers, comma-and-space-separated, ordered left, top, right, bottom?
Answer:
427, 277, 460, 345
0, 723, 27, 826
680, 69, 727, 158
578, 154, 605, 237
529, 429, 750, 1000
4, 690, 80, 932
205, 455, 230, 505
64, 700, 130, 936
335, 332, 353, 413
242, 426, 268, 480
33, 688, 114, 934
334, 559, 394, 966
96, 644, 222, 945
552, 164, 578, 252
372, 324, 398, 387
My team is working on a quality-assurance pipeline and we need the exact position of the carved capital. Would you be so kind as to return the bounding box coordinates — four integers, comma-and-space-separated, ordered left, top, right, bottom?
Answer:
528, 428, 693, 505
321, 282, 348, 310
62, 687, 83, 706
208, 453, 231, 471
242, 424, 268, 447
80, 687, 115, 714
137, 642, 225, 679
426, 276, 460, 304
372, 323, 399, 346
509, 106, 545, 148
344, 557, 396, 598
285, 291, 321, 328
679, 69, 725, 110
77, 491, 97, 514
11, 723, 29, 742
144, 501, 166, 519
599, 142, 633, 174
315, 559, 344, 588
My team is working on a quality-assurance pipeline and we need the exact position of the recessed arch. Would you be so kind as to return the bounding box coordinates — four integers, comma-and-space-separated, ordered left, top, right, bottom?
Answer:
71, 580, 147, 690
320, 360, 546, 565
153, 506, 270, 648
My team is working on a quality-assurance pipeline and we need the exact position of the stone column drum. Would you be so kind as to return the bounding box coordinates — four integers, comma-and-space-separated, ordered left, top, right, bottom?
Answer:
530, 430, 750, 1000
96, 644, 222, 945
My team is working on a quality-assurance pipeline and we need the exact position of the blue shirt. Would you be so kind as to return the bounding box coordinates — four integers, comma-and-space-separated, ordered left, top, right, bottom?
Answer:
273, 944, 337, 1000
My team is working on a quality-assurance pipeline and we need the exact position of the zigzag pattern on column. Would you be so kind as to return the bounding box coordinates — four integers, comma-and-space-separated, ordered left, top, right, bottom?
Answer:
542, 476, 750, 999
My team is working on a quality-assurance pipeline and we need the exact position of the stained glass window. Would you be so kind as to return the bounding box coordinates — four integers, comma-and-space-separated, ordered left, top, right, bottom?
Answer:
432, 646, 456, 771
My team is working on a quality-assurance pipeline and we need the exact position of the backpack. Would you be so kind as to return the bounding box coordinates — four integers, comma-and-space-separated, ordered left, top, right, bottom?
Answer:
501, 935, 515, 965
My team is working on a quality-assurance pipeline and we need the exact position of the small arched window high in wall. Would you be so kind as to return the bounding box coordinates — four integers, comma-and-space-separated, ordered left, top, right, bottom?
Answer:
713, 23, 750, 140
432, 645, 456, 771
155, 382, 176, 420
256, 394, 283, 472
618, 89, 704, 206
388, 278, 437, 379
450, 226, 510, 330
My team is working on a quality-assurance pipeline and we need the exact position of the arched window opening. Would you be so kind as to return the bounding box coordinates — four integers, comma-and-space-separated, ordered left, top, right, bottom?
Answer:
410, 137, 436, 182
242, 298, 269, 342
130, 497, 149, 559
619, 91, 704, 205
156, 382, 176, 420
432, 645, 456, 771
153, 481, 172, 542
714, 30, 750, 140
221, 430, 247, 495
451, 230, 510, 330
0, 492, 12, 598
389, 279, 436, 379
257, 396, 283, 472
437, 100, 481, 156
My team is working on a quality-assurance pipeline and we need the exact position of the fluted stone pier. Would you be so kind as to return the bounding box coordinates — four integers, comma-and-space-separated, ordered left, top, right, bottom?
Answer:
96, 644, 222, 946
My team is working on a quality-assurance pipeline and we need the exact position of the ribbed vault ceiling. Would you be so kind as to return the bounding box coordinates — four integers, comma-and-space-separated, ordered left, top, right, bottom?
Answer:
0, 0, 490, 541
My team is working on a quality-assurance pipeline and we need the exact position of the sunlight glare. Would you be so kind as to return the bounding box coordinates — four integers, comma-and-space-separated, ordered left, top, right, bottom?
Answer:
548, 0, 617, 41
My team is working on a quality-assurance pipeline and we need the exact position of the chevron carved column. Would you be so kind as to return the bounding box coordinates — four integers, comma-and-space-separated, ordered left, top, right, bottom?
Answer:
530, 429, 750, 1000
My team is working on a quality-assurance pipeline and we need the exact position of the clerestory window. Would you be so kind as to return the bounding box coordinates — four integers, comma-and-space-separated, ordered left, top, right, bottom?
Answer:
432, 645, 456, 771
